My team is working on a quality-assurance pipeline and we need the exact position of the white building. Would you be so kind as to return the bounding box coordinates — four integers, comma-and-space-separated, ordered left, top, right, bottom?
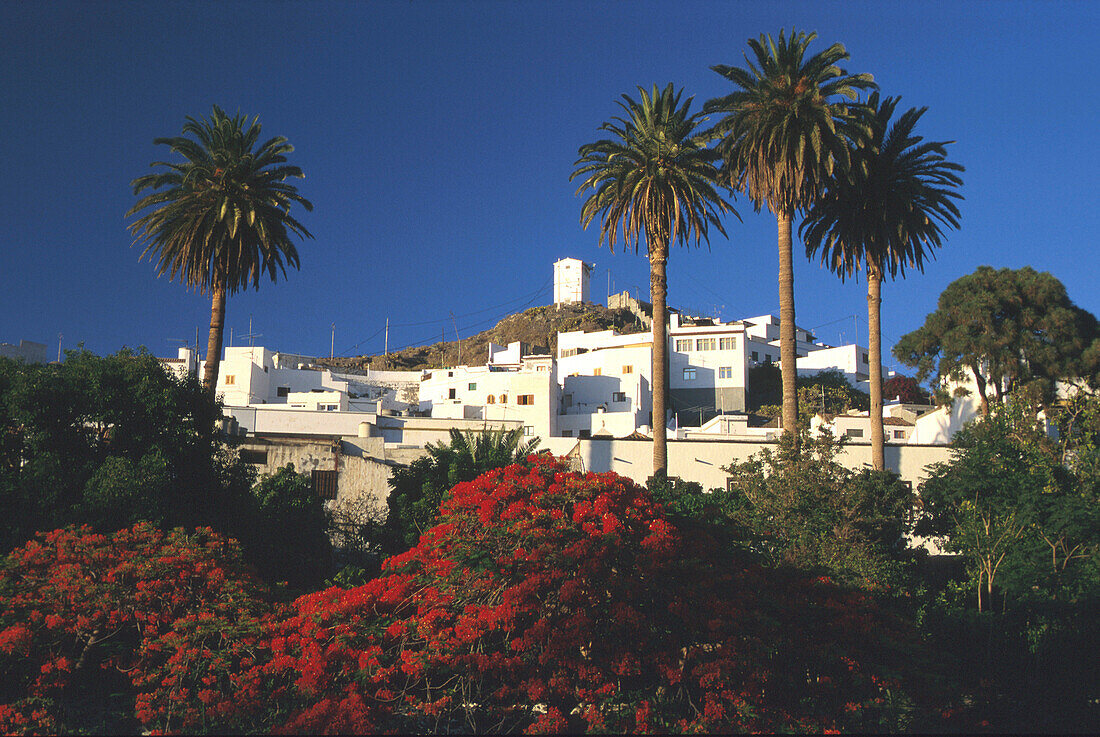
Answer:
553, 257, 593, 305
0, 339, 47, 363
418, 343, 558, 440
558, 330, 653, 438
158, 346, 201, 380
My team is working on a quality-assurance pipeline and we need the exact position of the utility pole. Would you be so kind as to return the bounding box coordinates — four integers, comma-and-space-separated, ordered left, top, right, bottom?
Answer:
441, 327, 445, 368
330, 322, 335, 359
57, 333, 62, 362
384, 317, 389, 357
451, 312, 461, 366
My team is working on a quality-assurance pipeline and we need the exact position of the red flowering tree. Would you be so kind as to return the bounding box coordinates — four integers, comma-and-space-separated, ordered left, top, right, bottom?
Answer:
0, 523, 269, 734
238, 457, 916, 733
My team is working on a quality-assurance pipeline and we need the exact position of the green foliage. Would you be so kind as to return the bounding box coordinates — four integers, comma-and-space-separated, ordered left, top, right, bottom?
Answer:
894, 266, 1100, 408
918, 393, 1100, 611
753, 368, 869, 421
242, 464, 331, 591
721, 431, 914, 587
384, 426, 540, 552
0, 350, 252, 553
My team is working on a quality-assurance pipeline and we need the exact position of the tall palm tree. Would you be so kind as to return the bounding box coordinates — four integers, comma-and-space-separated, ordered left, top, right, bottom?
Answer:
128, 106, 312, 393
704, 30, 875, 450
571, 84, 735, 475
802, 93, 963, 469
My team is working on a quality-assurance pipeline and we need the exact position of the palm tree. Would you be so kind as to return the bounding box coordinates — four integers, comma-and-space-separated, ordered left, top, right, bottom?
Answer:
704, 30, 875, 449
802, 93, 963, 469
128, 106, 312, 393
571, 84, 735, 475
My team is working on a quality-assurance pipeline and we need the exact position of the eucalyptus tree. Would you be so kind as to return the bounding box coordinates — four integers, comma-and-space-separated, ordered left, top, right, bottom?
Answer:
571, 84, 735, 474
128, 106, 312, 392
802, 94, 964, 469
705, 30, 875, 449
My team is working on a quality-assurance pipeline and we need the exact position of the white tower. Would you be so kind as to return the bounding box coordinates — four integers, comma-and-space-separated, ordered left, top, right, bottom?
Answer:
553, 258, 593, 305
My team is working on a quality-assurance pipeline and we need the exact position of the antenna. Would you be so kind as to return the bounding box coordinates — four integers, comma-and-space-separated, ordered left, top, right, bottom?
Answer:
57, 333, 63, 362
451, 312, 461, 365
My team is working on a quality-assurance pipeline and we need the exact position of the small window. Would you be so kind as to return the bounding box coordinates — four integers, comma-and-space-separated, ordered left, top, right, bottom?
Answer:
500, 394, 507, 403
487, 395, 495, 404
468, 382, 477, 390
612, 391, 626, 402
239, 449, 268, 465
719, 336, 736, 350
448, 388, 456, 399
719, 366, 733, 379
845, 428, 865, 438
517, 394, 534, 406
447, 371, 453, 377
563, 393, 572, 408
320, 404, 338, 411
862, 353, 869, 364
675, 339, 692, 352
622, 365, 633, 374
224, 375, 236, 385
683, 367, 696, 381
894, 429, 907, 439
751, 351, 759, 361
561, 430, 573, 437
276, 386, 290, 397
593, 368, 602, 376
523, 425, 534, 436
311, 469, 338, 500
696, 338, 716, 351
764, 353, 772, 363
579, 429, 591, 439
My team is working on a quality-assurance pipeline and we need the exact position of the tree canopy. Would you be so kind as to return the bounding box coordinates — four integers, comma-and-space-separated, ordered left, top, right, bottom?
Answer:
893, 266, 1100, 414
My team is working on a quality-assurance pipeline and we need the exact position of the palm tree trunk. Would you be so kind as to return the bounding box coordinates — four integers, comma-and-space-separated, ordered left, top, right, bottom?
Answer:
202, 283, 227, 393
867, 266, 885, 471
777, 212, 799, 452
650, 243, 669, 475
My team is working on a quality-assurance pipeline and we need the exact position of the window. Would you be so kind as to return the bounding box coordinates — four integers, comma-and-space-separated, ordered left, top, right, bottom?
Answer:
764, 353, 772, 363
311, 469, 338, 500
683, 367, 697, 381
499, 394, 507, 403
592, 368, 602, 376
224, 375, 236, 385
448, 388, 456, 399
579, 429, 591, 439
622, 365, 633, 374
447, 371, 453, 377
675, 339, 692, 352
718, 366, 733, 379
612, 391, 626, 402
751, 351, 759, 361
468, 382, 477, 390
696, 337, 716, 351
486, 395, 495, 404
523, 425, 534, 436
561, 430, 573, 437
862, 353, 869, 364
845, 428, 864, 438
319, 404, 338, 411
719, 336, 736, 350
239, 449, 268, 465
894, 429, 907, 439
517, 394, 534, 405
563, 393, 572, 408
276, 386, 290, 398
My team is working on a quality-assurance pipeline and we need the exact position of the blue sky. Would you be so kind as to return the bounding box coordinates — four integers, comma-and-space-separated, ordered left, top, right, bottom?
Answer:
2, 0, 1097, 376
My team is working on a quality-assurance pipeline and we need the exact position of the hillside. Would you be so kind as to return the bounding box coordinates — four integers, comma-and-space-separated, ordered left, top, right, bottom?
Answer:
318, 302, 647, 372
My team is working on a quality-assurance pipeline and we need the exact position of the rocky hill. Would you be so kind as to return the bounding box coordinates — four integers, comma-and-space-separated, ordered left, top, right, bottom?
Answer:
318, 302, 647, 372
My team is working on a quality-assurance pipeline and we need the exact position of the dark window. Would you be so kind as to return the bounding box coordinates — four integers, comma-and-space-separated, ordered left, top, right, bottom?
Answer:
612, 391, 626, 402
579, 429, 591, 439
448, 388, 456, 399
311, 469, 338, 500
276, 386, 290, 397
517, 394, 535, 405
845, 428, 864, 438
751, 351, 759, 361
239, 449, 268, 465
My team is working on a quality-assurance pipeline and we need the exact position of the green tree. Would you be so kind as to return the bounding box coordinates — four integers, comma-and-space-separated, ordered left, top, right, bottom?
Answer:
754, 368, 869, 421
384, 426, 540, 551
571, 84, 735, 475
894, 266, 1100, 416
127, 106, 313, 392
244, 464, 331, 590
705, 30, 875, 448
802, 94, 963, 470
722, 431, 914, 587
0, 349, 250, 552
919, 394, 1100, 611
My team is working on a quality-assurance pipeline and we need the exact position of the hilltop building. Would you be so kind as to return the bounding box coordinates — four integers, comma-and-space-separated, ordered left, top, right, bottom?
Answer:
0, 339, 47, 363
553, 257, 593, 305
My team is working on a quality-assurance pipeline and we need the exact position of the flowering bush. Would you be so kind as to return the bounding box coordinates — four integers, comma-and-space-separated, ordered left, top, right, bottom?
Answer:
242, 456, 915, 733
0, 523, 269, 734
